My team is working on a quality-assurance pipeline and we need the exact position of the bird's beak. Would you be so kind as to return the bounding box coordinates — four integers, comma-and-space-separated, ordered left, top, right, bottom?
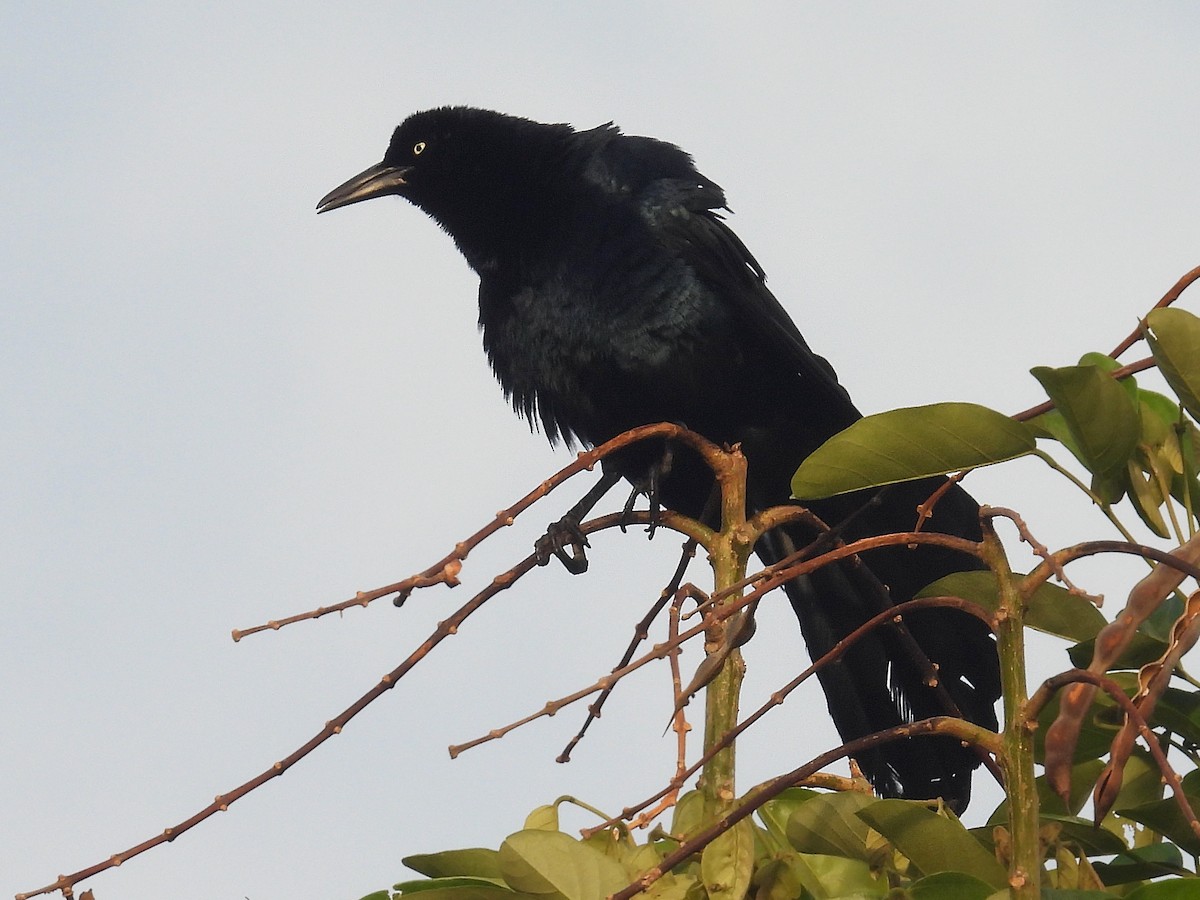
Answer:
316, 162, 413, 213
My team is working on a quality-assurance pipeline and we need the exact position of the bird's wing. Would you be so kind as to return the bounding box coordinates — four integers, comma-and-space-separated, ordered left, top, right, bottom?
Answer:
575, 124, 856, 412
648, 176, 857, 413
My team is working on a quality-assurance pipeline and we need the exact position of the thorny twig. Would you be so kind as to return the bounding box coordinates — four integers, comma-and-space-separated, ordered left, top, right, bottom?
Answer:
985, 506, 1103, 606
914, 471, 967, 532
624, 587, 695, 830
18, 509, 703, 900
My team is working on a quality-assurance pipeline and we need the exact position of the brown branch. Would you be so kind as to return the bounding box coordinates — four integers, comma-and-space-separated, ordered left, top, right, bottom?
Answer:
1023, 539, 1200, 597
451, 524, 991, 761
915, 471, 968, 532
1109, 264, 1200, 359
983, 506, 1102, 605
625, 588, 695, 830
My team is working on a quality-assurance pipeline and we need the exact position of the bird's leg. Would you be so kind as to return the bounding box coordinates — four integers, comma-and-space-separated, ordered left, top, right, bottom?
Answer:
620, 438, 676, 537
534, 470, 622, 574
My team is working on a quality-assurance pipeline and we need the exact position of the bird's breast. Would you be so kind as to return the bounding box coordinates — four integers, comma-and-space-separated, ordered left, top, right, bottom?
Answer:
477, 263, 730, 446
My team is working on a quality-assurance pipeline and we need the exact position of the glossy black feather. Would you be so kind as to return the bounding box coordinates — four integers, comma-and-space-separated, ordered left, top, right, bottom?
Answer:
319, 106, 1001, 809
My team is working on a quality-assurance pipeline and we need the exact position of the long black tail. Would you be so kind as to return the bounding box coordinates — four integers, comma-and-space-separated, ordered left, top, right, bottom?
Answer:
755, 476, 1000, 811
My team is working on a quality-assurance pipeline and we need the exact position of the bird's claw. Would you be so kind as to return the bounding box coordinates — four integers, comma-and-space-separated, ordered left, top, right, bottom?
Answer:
620, 441, 674, 538
535, 517, 591, 574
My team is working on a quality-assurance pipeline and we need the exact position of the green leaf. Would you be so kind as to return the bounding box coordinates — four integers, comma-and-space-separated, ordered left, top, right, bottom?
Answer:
391, 877, 515, 898
1125, 878, 1200, 899
404, 849, 504, 880
1157, 688, 1200, 749
498, 830, 628, 900
357, 892, 393, 900
669, 789, 706, 839
1029, 409, 1083, 459
1145, 307, 1200, 421
1140, 388, 1185, 429
1092, 843, 1189, 886
856, 799, 1007, 888
987, 759, 1107, 819
1068, 632, 1168, 670
1031, 363, 1140, 477
640, 871, 696, 900
787, 852, 886, 897
917, 571, 1105, 642
1115, 795, 1200, 856
907, 871, 997, 900
750, 857, 805, 900
756, 788, 820, 852
1124, 458, 1171, 538
523, 804, 559, 832
699, 817, 755, 900
785, 790, 875, 859
791, 402, 1035, 499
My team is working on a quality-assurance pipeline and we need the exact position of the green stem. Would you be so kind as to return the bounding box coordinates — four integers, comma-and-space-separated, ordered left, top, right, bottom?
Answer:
699, 448, 752, 820
981, 515, 1040, 898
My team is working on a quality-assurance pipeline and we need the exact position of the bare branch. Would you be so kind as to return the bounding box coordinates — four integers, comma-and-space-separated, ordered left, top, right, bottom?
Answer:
1110, 264, 1200, 359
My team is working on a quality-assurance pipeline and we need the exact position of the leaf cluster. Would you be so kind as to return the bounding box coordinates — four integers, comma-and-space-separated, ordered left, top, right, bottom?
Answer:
357, 789, 1013, 900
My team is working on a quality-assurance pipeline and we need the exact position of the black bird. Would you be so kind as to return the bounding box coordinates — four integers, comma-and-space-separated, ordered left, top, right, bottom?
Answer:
317, 107, 1000, 810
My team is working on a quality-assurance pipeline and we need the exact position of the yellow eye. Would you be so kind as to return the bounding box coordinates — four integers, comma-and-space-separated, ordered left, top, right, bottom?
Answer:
413, 141, 426, 156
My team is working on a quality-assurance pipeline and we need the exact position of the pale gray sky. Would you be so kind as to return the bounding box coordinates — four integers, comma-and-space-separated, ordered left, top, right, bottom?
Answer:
5, 5, 1200, 899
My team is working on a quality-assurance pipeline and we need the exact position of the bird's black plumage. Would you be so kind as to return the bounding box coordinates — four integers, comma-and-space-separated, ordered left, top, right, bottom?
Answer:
317, 106, 1000, 809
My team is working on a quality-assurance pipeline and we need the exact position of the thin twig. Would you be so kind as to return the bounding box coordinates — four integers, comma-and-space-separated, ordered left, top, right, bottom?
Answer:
1109, 265, 1200, 359
984, 506, 1102, 605
19, 509, 708, 900
625, 589, 694, 829
557, 538, 700, 763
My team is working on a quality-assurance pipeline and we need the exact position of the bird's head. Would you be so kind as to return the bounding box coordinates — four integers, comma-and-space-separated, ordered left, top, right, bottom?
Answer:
317, 107, 577, 268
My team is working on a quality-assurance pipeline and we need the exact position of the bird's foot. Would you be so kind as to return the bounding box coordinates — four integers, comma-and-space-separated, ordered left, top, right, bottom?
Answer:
620, 441, 675, 538
534, 516, 591, 574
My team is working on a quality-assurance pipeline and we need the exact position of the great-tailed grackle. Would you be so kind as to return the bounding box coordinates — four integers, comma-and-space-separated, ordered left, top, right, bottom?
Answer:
317, 107, 1000, 810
